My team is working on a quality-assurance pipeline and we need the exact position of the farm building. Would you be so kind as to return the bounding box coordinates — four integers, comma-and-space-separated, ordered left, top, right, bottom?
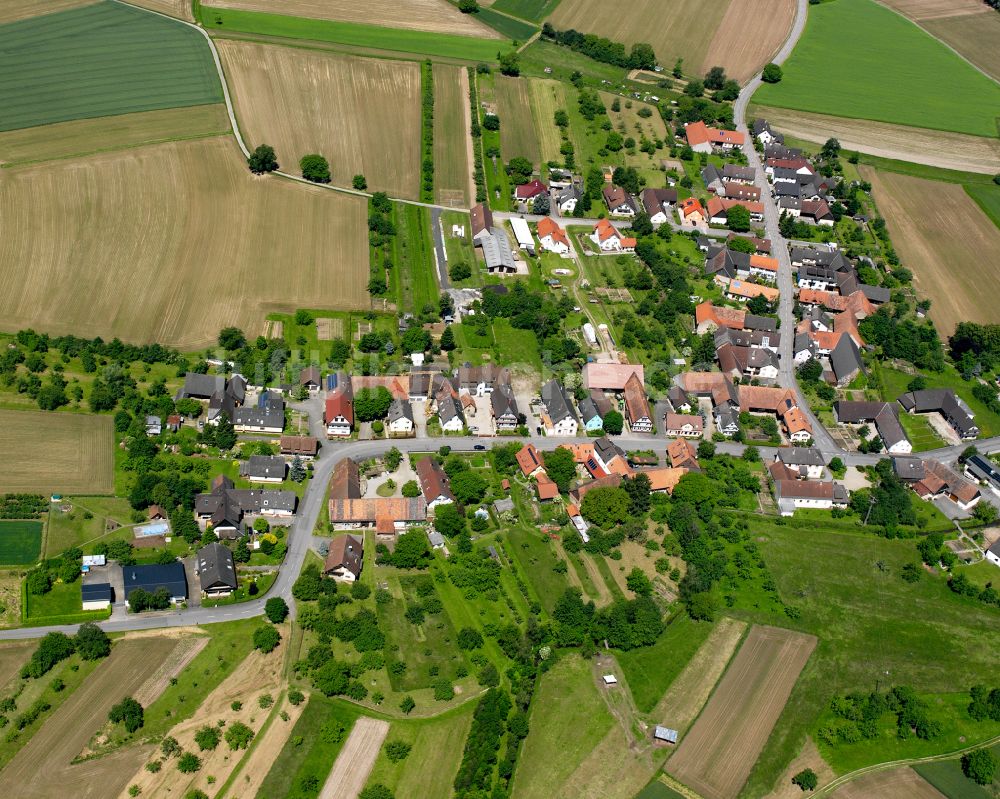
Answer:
987, 540, 1000, 568
122, 562, 187, 604
965, 454, 1000, 491
280, 436, 319, 458
509, 217, 536, 254
654, 726, 679, 744
81, 582, 112, 611
583, 362, 644, 392
197, 541, 238, 596
324, 534, 364, 582
240, 455, 286, 483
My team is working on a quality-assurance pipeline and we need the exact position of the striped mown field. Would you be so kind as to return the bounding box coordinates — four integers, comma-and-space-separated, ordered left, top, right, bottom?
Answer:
0, 1, 221, 132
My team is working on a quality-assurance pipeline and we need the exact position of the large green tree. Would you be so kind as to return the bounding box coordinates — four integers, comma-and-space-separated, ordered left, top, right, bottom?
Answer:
300, 154, 331, 183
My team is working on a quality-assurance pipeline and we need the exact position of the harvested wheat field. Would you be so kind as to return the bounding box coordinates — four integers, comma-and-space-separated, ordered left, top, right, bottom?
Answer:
556, 715, 658, 799
433, 64, 473, 207
667, 625, 816, 799
923, 11, 1000, 83
0, 410, 113, 494
209, 0, 501, 37
320, 717, 390, 799
218, 40, 421, 199
0, 642, 34, 688
496, 75, 541, 165
653, 617, 746, 735
118, 642, 287, 798
227, 691, 306, 798
550, 0, 729, 76
0, 136, 368, 348
831, 767, 946, 799
0, 0, 92, 24
753, 105, 1000, 174
878, 0, 986, 21
0, 104, 230, 167
701, 0, 796, 83
127, 0, 194, 20
0, 637, 179, 799
862, 167, 1000, 335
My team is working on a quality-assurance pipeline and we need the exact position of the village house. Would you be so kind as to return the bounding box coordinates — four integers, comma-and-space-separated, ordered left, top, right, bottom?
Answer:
602, 185, 638, 217
232, 390, 285, 434
541, 379, 579, 436
833, 401, 912, 455
514, 179, 547, 203
556, 185, 581, 214
640, 187, 678, 224
459, 363, 507, 396
490, 384, 520, 432
677, 197, 707, 229
622, 372, 653, 433
752, 119, 783, 146
664, 412, 703, 438
707, 196, 764, 225
668, 386, 693, 412
194, 475, 297, 538
327, 459, 426, 537
177, 373, 247, 425
324, 534, 363, 582
197, 541, 238, 597
516, 443, 546, 478
437, 391, 466, 432
280, 435, 319, 459
123, 562, 188, 606
387, 398, 415, 436
537, 216, 570, 255
772, 475, 848, 516
897, 389, 979, 440
684, 120, 745, 153
911, 459, 981, 510
299, 366, 322, 393
416, 457, 454, 509
324, 388, 354, 438
775, 447, 825, 480
240, 455, 286, 483
964, 454, 1000, 493
668, 438, 700, 470
590, 218, 636, 252
578, 396, 604, 432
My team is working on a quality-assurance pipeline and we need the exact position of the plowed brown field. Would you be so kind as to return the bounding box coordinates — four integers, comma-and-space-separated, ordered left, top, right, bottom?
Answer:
0, 136, 368, 347
702, 0, 796, 83
218, 40, 421, 199
320, 717, 390, 799
831, 766, 947, 798
862, 167, 1000, 335
667, 625, 816, 799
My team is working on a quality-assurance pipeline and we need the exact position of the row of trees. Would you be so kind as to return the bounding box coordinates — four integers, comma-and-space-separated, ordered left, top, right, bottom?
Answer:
420, 61, 434, 201
540, 24, 656, 70
20, 624, 110, 680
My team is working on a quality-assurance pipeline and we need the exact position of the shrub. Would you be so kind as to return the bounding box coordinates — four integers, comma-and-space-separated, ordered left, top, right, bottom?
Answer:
385, 740, 412, 762
177, 752, 201, 773
761, 63, 783, 83
225, 721, 255, 751
253, 625, 281, 653
264, 597, 289, 624
194, 725, 221, 751
22, 633, 76, 679
962, 748, 997, 785
300, 154, 331, 183
74, 623, 111, 660
109, 697, 144, 733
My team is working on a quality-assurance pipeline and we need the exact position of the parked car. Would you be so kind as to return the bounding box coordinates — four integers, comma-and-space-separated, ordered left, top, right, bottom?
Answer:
473, 444, 486, 451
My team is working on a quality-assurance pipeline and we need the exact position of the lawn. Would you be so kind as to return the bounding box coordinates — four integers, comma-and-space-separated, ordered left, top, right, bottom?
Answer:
503, 522, 567, 614
442, 210, 481, 286
364, 701, 475, 796
494, 319, 542, 372
735, 521, 1000, 795
23, 579, 108, 625
615, 613, 715, 713
510, 654, 615, 799
490, 0, 562, 22
0, 521, 42, 566
752, 0, 1000, 137
896, 410, 946, 452
255, 696, 362, 799
201, 6, 502, 61
0, 1, 222, 132
390, 203, 439, 315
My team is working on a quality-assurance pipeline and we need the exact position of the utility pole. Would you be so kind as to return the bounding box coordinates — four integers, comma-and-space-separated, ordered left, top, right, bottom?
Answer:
863, 493, 876, 526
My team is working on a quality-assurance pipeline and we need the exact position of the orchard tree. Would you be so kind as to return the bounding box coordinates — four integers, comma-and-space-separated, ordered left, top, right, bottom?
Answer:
109, 697, 145, 733
253, 624, 281, 653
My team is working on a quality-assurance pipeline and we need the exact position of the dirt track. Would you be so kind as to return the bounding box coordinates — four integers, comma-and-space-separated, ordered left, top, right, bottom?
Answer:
830, 766, 947, 798
667, 625, 816, 799
320, 717, 390, 799
754, 105, 1000, 174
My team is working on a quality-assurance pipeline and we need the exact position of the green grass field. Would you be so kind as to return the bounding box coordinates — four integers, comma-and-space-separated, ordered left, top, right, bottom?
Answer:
474, 6, 538, 40
753, 0, 1000, 137
0, 1, 222, 132
490, 0, 562, 23
616, 613, 715, 713
897, 410, 946, 452
510, 654, 615, 799
364, 702, 475, 796
738, 522, 1000, 795
23, 579, 108, 625
634, 781, 686, 799
0, 521, 41, 565
504, 521, 567, 614
391, 204, 439, 315
201, 6, 502, 61
966, 183, 1000, 231
915, 744, 1000, 798
256, 697, 362, 799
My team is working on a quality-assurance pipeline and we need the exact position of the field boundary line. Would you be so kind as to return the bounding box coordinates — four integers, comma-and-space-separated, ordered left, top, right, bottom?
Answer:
215, 687, 287, 798
660, 773, 706, 799
813, 732, 1000, 796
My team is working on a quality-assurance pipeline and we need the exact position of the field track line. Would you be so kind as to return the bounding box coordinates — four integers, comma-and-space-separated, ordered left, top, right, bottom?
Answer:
110, 0, 473, 213
813, 731, 1000, 797
319, 717, 390, 799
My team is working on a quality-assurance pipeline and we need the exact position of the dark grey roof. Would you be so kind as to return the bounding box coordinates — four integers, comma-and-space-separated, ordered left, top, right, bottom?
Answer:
198, 542, 237, 591
705, 248, 751, 280
794, 332, 816, 356
122, 562, 187, 600
541, 380, 578, 425
722, 164, 756, 182
578, 396, 600, 422
892, 457, 925, 481
242, 455, 286, 481
668, 386, 691, 408
490, 384, 519, 419
180, 372, 227, 399
834, 400, 887, 423
875, 404, 908, 449
764, 143, 800, 159
774, 182, 801, 198
594, 436, 624, 465
860, 284, 891, 303
701, 164, 723, 185
388, 398, 414, 424
81, 583, 112, 602
233, 400, 284, 430
438, 394, 465, 425
743, 314, 777, 333
777, 447, 824, 467
830, 335, 864, 384
966, 454, 1000, 487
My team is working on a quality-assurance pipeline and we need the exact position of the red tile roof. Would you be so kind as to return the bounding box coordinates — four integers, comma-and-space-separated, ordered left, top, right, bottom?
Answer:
537, 216, 569, 247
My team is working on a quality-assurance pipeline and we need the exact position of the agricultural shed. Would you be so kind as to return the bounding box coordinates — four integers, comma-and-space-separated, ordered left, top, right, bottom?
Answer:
81, 582, 112, 611
603, 674, 618, 685
654, 726, 678, 744
122, 562, 187, 603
